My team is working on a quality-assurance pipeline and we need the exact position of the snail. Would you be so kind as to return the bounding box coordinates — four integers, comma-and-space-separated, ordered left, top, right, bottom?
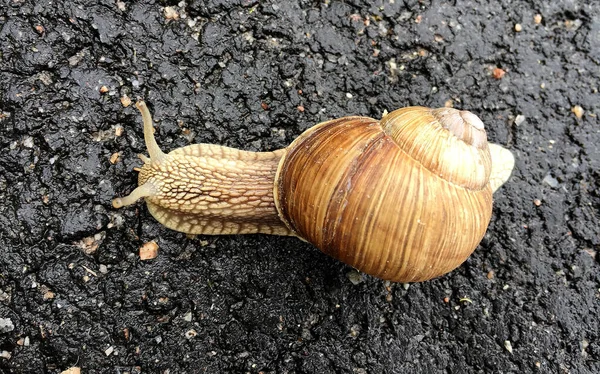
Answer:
113, 101, 514, 282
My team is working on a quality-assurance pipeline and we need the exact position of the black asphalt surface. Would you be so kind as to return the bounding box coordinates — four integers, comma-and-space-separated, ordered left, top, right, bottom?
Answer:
0, 0, 599, 373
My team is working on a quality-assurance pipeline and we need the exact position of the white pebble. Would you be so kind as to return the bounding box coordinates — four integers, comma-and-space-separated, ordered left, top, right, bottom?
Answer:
514, 114, 526, 126
543, 174, 559, 188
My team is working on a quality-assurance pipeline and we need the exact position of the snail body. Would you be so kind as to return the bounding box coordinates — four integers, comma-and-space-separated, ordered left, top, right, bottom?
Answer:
113, 102, 514, 282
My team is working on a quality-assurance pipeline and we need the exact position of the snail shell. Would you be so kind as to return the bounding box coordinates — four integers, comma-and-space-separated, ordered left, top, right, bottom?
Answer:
274, 107, 494, 282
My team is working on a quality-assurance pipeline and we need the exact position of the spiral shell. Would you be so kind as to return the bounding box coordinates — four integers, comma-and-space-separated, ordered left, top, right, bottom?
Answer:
274, 107, 493, 282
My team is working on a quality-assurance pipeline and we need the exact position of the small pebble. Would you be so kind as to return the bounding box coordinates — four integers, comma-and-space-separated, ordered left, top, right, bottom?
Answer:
571, 105, 584, 119
492, 67, 506, 80
120, 95, 132, 107
346, 92, 353, 99
43, 290, 55, 300
504, 340, 513, 354
543, 174, 559, 188
140, 241, 159, 260
514, 114, 526, 126
105, 346, 114, 356
185, 329, 197, 339
164, 6, 179, 20
533, 199, 542, 206
99, 86, 109, 94
0, 318, 15, 333
347, 270, 363, 285
534, 14, 542, 24
514, 24, 522, 32
22, 136, 34, 148
109, 152, 120, 164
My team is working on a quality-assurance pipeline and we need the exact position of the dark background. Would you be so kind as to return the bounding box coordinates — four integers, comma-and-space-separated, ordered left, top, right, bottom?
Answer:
1, 0, 599, 373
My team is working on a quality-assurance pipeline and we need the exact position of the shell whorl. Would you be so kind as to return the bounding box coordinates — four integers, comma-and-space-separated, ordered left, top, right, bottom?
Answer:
381, 107, 491, 190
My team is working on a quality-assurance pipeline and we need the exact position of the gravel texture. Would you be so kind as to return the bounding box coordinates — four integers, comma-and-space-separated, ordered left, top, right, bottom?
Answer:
1, 0, 599, 373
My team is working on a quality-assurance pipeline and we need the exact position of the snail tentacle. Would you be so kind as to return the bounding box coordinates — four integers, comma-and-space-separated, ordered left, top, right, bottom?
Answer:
137, 101, 166, 162
112, 182, 158, 208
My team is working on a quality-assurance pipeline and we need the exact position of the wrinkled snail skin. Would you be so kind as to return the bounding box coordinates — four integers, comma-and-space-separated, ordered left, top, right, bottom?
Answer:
113, 101, 515, 283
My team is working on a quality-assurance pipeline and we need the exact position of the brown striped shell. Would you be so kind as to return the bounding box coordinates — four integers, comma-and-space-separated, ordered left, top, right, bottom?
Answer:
273, 107, 494, 282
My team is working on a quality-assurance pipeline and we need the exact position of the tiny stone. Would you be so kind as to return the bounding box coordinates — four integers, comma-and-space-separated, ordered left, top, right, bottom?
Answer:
0, 289, 10, 302
571, 105, 584, 119
164, 6, 179, 20
346, 92, 353, 99
543, 174, 559, 188
514, 24, 522, 32
116, 1, 126, 11
114, 125, 124, 137
0, 318, 15, 333
140, 241, 159, 260
492, 67, 506, 79
109, 152, 120, 164
22, 136, 34, 148
533, 199, 542, 206
99, 86, 109, 94
24, 336, 30, 346
43, 290, 55, 300
183, 311, 193, 322
185, 329, 197, 339
105, 346, 114, 356
347, 270, 363, 285
504, 340, 513, 354
0, 351, 11, 359
534, 14, 542, 24
514, 114, 526, 126
120, 95, 132, 107
99, 264, 108, 274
